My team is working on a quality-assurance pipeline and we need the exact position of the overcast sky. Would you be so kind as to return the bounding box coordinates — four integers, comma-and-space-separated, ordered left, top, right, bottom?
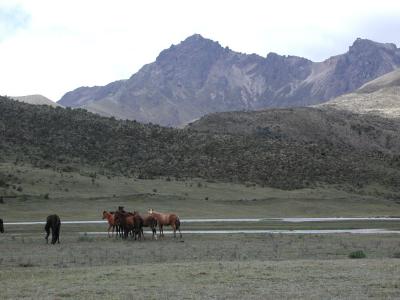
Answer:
1, 0, 400, 101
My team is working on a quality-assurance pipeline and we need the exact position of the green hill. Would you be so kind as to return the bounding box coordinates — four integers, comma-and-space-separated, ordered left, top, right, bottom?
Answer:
1, 96, 400, 192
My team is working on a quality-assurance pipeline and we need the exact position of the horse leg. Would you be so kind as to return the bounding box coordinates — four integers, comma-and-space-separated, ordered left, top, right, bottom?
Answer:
56, 224, 61, 244
51, 227, 56, 244
45, 229, 50, 244
171, 223, 177, 238
107, 225, 112, 237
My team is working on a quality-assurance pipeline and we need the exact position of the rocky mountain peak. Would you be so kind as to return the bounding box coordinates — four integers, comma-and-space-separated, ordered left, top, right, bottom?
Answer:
349, 38, 398, 54
58, 35, 400, 127
156, 34, 224, 64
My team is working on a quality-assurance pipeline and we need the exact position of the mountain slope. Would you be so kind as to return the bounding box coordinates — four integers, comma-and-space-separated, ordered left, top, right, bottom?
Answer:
2, 95, 400, 190
11, 95, 61, 107
58, 35, 400, 126
320, 68, 400, 118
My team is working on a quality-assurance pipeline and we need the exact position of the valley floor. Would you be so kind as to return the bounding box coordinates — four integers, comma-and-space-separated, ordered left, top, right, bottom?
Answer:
2, 163, 400, 298
1, 234, 400, 299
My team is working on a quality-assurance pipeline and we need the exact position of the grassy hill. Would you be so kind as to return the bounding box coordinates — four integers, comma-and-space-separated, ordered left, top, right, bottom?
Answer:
320, 68, 400, 118
1, 95, 400, 193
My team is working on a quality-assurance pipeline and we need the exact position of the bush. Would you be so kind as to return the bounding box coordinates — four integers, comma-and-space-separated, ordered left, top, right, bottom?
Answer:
349, 250, 366, 259
393, 252, 400, 258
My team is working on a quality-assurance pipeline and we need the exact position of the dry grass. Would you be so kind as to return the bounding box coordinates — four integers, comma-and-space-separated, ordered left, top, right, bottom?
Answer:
1, 234, 400, 299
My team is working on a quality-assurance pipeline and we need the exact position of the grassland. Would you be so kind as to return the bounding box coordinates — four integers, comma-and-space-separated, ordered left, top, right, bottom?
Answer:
2, 163, 400, 299
1, 233, 400, 299
2, 163, 400, 221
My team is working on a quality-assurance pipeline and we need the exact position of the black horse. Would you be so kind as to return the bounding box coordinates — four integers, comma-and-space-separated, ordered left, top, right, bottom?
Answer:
0, 218, 4, 233
45, 214, 61, 244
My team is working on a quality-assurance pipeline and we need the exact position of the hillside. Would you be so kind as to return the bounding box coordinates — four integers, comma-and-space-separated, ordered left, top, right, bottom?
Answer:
320, 68, 400, 118
2, 96, 400, 192
11, 94, 60, 107
58, 35, 400, 126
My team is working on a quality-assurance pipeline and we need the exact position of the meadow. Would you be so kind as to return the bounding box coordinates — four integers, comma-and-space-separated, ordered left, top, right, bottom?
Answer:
1, 163, 400, 299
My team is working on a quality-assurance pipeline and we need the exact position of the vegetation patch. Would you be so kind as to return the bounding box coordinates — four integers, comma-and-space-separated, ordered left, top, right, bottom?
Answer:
349, 250, 366, 259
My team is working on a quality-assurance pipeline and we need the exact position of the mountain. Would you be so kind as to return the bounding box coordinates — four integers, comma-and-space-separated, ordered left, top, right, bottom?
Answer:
319, 68, 400, 118
11, 94, 61, 107
58, 35, 400, 126
2, 95, 400, 191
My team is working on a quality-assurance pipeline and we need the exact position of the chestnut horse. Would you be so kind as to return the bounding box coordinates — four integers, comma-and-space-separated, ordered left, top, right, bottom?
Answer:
102, 211, 119, 237
45, 214, 61, 244
148, 209, 182, 238
114, 211, 144, 240
132, 211, 158, 239
0, 218, 4, 233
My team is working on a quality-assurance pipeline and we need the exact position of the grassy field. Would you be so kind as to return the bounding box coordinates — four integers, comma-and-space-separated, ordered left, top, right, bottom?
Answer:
2, 163, 400, 299
1, 233, 400, 299
2, 163, 400, 222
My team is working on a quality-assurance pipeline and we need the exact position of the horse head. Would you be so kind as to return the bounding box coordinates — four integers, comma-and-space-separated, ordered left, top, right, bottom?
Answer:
0, 219, 4, 233
102, 211, 108, 219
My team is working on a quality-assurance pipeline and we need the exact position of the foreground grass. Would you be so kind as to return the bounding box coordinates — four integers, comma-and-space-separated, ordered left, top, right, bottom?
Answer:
2, 260, 400, 299
1, 234, 400, 299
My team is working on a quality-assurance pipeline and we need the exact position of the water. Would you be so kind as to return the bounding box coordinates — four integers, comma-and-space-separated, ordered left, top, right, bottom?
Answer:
79, 229, 400, 235
5, 217, 400, 226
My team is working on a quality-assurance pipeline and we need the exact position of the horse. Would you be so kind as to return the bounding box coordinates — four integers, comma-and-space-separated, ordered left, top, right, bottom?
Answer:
0, 218, 4, 233
114, 211, 143, 240
148, 208, 182, 238
45, 214, 61, 244
102, 211, 119, 237
132, 211, 157, 239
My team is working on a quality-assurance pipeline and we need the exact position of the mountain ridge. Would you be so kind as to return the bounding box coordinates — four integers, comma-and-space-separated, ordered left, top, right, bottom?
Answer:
59, 34, 400, 126
11, 94, 61, 107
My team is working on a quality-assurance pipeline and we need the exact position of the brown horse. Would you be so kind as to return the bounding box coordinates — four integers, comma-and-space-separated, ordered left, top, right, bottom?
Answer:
114, 211, 144, 240
132, 211, 157, 239
0, 218, 4, 233
102, 211, 118, 237
45, 214, 61, 244
148, 209, 182, 238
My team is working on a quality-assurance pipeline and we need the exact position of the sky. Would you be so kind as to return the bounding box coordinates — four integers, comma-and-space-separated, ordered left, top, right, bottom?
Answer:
1, 0, 400, 101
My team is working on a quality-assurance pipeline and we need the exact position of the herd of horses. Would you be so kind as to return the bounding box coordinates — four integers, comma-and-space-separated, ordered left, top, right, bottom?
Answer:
102, 207, 182, 240
0, 207, 182, 245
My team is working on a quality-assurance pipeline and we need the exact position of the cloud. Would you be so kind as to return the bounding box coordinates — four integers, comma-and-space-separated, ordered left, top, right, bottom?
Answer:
1, 0, 400, 100
0, 3, 30, 42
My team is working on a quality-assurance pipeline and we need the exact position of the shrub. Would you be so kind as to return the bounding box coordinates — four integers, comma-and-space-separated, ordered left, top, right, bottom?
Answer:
349, 250, 366, 259
393, 252, 400, 258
